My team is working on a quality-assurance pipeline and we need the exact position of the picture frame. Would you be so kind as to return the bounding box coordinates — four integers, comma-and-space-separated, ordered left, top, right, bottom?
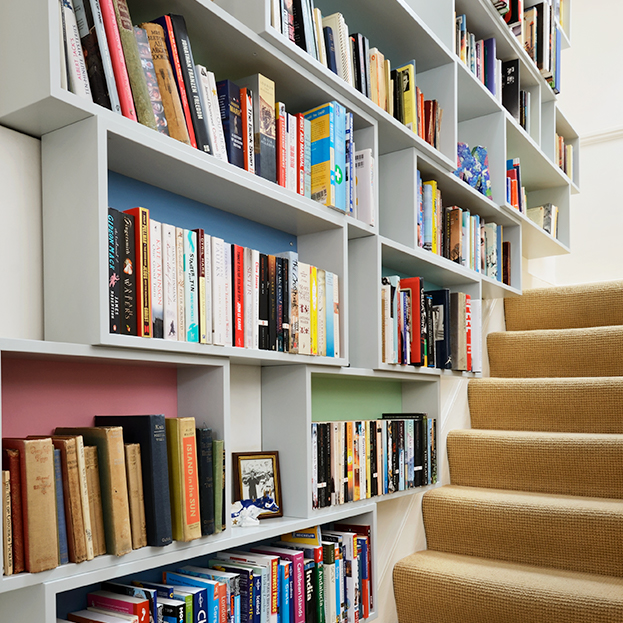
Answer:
232, 451, 283, 519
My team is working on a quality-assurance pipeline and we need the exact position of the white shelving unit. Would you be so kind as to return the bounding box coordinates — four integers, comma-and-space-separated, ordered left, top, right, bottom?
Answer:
0, 0, 577, 620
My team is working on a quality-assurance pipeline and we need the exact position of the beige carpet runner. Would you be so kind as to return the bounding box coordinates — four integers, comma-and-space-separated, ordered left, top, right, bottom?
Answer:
393, 280, 623, 622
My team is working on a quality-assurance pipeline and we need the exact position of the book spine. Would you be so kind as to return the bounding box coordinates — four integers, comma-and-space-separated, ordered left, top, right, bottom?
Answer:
244, 247, 254, 350
196, 428, 215, 536
297, 262, 310, 355
119, 212, 137, 335
254, 75, 276, 182
297, 113, 306, 195
61, 0, 92, 100
212, 439, 224, 534
276, 257, 284, 352
175, 227, 186, 340
253, 249, 260, 350
162, 223, 178, 340
111, 0, 156, 129
3, 451, 24, 574
317, 269, 326, 356
224, 242, 233, 347
268, 254, 277, 351
218, 80, 244, 168
124, 207, 151, 337
150, 219, 164, 338
84, 445, 106, 556
142, 22, 190, 144
125, 443, 147, 549
241, 87, 255, 174
233, 244, 245, 348
310, 265, 318, 355
74, 436, 94, 560
287, 113, 297, 193
154, 15, 197, 148
194, 229, 207, 344
204, 233, 213, 345
276, 102, 287, 187
1, 470, 12, 575
107, 208, 122, 333
184, 229, 199, 342
196, 65, 226, 160
211, 237, 226, 346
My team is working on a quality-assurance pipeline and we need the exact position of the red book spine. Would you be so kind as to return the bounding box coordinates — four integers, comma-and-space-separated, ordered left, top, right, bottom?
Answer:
465, 294, 472, 372
98, 0, 137, 121
162, 15, 197, 149
233, 244, 245, 348
3, 449, 24, 574
296, 113, 305, 195
124, 207, 152, 337
276, 103, 287, 187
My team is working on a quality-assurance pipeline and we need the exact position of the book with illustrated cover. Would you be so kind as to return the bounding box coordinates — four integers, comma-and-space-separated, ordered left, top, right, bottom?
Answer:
184, 229, 199, 343
107, 208, 121, 334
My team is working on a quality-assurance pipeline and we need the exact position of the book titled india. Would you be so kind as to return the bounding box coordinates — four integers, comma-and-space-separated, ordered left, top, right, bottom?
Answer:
107, 208, 121, 334
94, 415, 172, 547
119, 210, 137, 336
124, 207, 151, 337
134, 26, 169, 136
111, 0, 157, 130
217, 80, 244, 169
141, 21, 190, 144
196, 427, 215, 536
2, 438, 59, 573
53, 448, 69, 565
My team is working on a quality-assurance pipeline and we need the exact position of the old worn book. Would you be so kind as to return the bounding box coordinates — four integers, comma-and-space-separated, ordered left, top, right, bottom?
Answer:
140, 21, 190, 144
73, 435, 94, 560
50, 436, 87, 563
84, 445, 106, 557
2, 449, 24, 573
2, 438, 59, 572
55, 427, 132, 556
111, 0, 157, 130
124, 443, 147, 549
165, 418, 201, 542
2, 470, 12, 575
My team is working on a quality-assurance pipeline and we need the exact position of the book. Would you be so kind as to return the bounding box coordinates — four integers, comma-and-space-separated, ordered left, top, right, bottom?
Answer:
502, 59, 520, 120
93, 415, 172, 547
237, 74, 277, 183
119, 210, 137, 336
196, 427, 214, 536
354, 149, 374, 226
141, 22, 191, 145
162, 223, 178, 340
2, 438, 58, 572
124, 443, 147, 549
322, 13, 353, 86
217, 80, 244, 168
68, 611, 138, 623
84, 445, 106, 557
425, 289, 452, 369
212, 439, 224, 534
111, 0, 156, 130
60, 0, 92, 100
54, 426, 132, 556
2, 470, 12, 575
107, 207, 122, 334
100, 582, 158, 623
449, 292, 467, 371
150, 218, 164, 338
194, 229, 208, 344
165, 417, 201, 542
123, 207, 151, 337
87, 591, 150, 623
196, 66, 228, 162
240, 86, 255, 174
184, 228, 199, 343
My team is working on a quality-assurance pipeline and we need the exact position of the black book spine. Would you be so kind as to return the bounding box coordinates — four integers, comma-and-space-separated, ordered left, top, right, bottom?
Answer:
93, 414, 173, 546
276, 257, 284, 352
350, 36, 361, 93
317, 423, 327, 508
120, 211, 137, 335
426, 294, 435, 368
413, 414, 423, 487
281, 257, 290, 353
108, 208, 122, 333
343, 423, 349, 503
259, 253, 269, 349
399, 420, 405, 490
304, 563, 316, 623
196, 427, 215, 536
502, 59, 520, 121
356, 34, 367, 97
217, 80, 244, 168
291, 0, 309, 52
391, 421, 399, 493
422, 417, 429, 486
168, 14, 212, 154
362, 35, 371, 101
431, 418, 437, 484
268, 255, 277, 351
325, 421, 332, 506
369, 420, 377, 497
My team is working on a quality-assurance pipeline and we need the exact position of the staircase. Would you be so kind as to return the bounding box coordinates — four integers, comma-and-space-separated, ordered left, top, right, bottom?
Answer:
393, 281, 623, 623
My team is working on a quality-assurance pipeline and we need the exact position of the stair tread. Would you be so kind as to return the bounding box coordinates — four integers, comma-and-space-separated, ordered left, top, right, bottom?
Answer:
394, 551, 623, 623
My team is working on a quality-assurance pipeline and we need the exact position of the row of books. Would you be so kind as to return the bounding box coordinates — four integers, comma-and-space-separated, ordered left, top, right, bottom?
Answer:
312, 415, 437, 510
2, 416, 224, 575
413, 174, 509, 283
501, 59, 532, 134
272, 6, 442, 149
555, 133, 574, 180
108, 208, 341, 357
507, 157, 527, 214
60, 524, 374, 623
527, 203, 560, 238
455, 16, 502, 101
501, 0, 563, 94
61, 2, 375, 221
380, 281, 483, 373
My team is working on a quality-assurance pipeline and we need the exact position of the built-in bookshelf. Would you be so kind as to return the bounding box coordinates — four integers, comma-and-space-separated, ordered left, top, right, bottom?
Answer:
0, 0, 577, 621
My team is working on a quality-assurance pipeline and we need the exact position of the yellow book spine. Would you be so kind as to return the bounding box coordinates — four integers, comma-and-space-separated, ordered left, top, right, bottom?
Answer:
397, 64, 417, 133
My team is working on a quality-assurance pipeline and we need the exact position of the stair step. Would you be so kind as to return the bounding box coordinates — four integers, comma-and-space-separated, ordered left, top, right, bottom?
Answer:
447, 429, 623, 499
468, 377, 623, 433
422, 485, 623, 577
504, 280, 623, 331
393, 550, 623, 623
487, 325, 623, 378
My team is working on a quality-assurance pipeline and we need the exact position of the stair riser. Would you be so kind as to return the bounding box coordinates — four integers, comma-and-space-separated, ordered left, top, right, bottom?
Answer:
423, 496, 623, 577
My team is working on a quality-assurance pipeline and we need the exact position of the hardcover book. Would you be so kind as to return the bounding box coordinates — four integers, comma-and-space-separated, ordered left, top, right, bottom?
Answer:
124, 443, 147, 549
196, 427, 215, 536
84, 445, 106, 557
212, 439, 224, 533
3, 450, 22, 573
217, 80, 244, 168
2, 470, 12, 575
196, 65, 228, 162
150, 218, 164, 338
118, 210, 137, 335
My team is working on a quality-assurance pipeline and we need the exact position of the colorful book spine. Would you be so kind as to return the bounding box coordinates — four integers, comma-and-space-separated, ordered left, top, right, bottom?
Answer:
118, 206, 136, 336
184, 229, 199, 342
150, 218, 164, 338
107, 208, 121, 334
304, 102, 336, 209
276, 102, 287, 187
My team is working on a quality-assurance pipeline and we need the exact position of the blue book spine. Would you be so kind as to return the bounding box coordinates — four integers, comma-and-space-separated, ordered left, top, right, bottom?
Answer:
217, 80, 244, 168
323, 26, 337, 75
54, 448, 69, 565
288, 566, 294, 623
382, 422, 388, 494
253, 574, 262, 623
235, 594, 240, 623
192, 588, 208, 623
325, 271, 334, 357
334, 102, 347, 212
483, 37, 497, 96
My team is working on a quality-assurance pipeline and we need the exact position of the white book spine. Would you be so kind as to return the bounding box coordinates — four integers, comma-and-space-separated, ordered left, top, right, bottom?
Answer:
298, 261, 311, 355
86, 0, 122, 113
61, 0, 92, 100
162, 223, 177, 340
355, 149, 374, 227
184, 229, 199, 342
223, 242, 233, 347
211, 236, 225, 346
204, 233, 212, 345
286, 113, 297, 192
314, 8, 327, 67
252, 249, 260, 350
203, 68, 229, 163
471, 298, 482, 373
333, 273, 340, 358
150, 219, 164, 338
244, 246, 254, 350
317, 269, 326, 357
74, 436, 94, 560
338, 422, 345, 505
59, 0, 68, 90
175, 227, 185, 340
271, 0, 281, 32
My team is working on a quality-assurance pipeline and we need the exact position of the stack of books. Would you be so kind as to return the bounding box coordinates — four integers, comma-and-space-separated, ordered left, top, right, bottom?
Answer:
108, 207, 341, 357
312, 414, 437, 509
60, 4, 375, 222
57, 524, 374, 623
1, 417, 224, 576
380, 281, 483, 373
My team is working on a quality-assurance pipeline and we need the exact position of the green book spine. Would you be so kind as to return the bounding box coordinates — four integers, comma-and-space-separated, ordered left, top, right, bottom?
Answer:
212, 439, 224, 533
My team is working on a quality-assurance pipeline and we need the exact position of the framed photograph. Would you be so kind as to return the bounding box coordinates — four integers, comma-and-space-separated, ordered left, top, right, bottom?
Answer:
232, 451, 283, 519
